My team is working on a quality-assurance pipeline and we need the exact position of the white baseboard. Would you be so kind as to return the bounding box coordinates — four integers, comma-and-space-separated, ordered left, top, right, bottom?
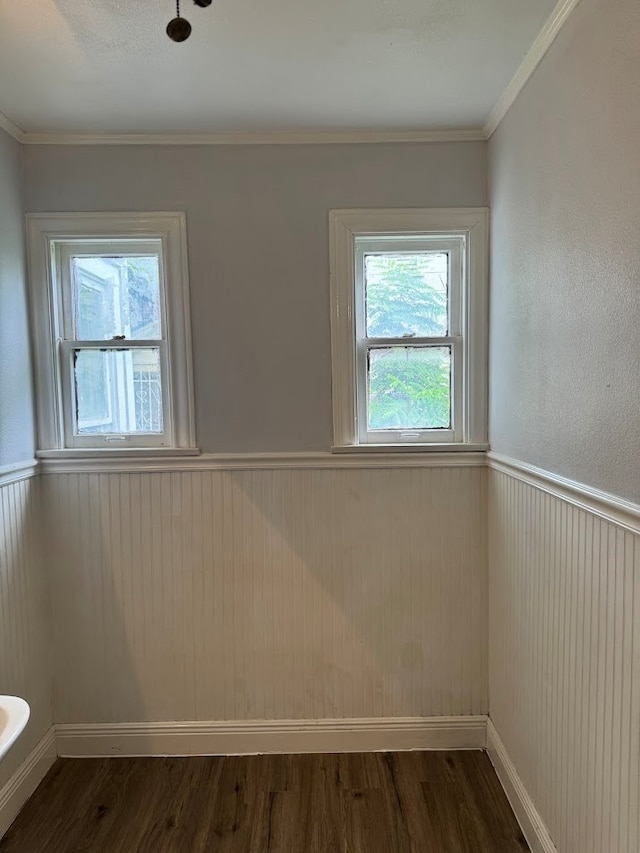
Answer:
4, 718, 555, 849
56, 715, 487, 758
0, 728, 56, 838
487, 719, 558, 853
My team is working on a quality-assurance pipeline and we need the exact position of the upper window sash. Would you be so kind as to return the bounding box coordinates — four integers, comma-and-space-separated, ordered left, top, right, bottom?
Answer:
56, 240, 166, 343
353, 235, 463, 340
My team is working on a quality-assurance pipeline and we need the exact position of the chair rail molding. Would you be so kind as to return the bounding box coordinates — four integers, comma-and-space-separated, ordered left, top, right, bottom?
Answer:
487, 451, 640, 534
0, 460, 38, 488
38, 449, 487, 474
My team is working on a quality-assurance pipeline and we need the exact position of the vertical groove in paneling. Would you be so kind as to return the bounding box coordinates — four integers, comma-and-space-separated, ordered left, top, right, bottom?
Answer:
0, 476, 52, 789
45, 466, 487, 725
489, 468, 640, 853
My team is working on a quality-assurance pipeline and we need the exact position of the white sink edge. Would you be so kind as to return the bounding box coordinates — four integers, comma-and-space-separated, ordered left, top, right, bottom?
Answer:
0, 696, 30, 763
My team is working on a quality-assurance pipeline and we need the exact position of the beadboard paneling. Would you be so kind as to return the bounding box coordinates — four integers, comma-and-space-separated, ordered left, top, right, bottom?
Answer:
489, 467, 640, 853
0, 476, 52, 790
45, 466, 487, 725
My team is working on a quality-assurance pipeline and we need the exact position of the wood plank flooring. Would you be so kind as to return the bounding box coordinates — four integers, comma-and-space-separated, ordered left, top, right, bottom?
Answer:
0, 751, 529, 852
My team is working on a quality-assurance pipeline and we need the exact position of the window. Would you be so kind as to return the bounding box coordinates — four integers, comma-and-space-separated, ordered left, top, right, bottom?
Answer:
28, 213, 196, 453
329, 209, 488, 449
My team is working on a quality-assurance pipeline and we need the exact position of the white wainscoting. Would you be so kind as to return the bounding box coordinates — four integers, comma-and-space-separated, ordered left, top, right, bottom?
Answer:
489, 461, 640, 853
44, 465, 487, 726
0, 472, 54, 811
0, 728, 56, 838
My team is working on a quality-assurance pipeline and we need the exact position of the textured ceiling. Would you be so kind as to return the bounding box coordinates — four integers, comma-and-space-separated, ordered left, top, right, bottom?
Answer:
0, 0, 557, 134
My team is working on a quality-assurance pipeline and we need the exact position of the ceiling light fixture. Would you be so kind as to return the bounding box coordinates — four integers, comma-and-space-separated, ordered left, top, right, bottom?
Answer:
166, 0, 212, 42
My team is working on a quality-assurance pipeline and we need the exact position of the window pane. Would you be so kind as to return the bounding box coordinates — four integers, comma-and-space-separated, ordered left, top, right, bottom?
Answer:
367, 346, 451, 430
73, 253, 161, 340
365, 252, 448, 338
74, 348, 163, 435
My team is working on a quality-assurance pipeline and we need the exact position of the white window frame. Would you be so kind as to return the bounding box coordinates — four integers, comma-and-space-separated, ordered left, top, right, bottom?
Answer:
329, 208, 488, 450
27, 212, 197, 455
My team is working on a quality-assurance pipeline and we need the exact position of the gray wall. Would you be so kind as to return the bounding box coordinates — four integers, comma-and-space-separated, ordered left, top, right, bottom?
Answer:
0, 129, 51, 804
24, 141, 487, 453
488, 0, 640, 501
0, 128, 35, 466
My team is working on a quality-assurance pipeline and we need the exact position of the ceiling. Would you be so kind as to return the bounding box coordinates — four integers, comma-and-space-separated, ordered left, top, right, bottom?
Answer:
0, 0, 558, 136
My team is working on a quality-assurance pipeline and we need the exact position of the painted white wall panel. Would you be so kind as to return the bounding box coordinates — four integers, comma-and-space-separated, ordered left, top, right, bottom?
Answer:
489, 467, 640, 853
45, 466, 487, 724
0, 476, 52, 790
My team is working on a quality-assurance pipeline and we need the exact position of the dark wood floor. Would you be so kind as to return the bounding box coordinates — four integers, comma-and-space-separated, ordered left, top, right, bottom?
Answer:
1, 751, 529, 852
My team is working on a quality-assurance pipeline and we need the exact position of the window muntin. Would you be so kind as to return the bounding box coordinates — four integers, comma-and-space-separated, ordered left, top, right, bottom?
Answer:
354, 236, 463, 445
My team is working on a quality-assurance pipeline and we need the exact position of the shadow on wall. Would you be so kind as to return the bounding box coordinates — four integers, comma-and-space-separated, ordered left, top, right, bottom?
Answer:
43, 466, 487, 726
44, 473, 146, 726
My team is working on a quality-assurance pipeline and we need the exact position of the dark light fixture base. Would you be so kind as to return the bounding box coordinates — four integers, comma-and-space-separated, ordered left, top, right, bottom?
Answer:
167, 0, 211, 41
166, 16, 192, 41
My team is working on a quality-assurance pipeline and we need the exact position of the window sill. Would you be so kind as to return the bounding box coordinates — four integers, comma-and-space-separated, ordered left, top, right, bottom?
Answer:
37, 448, 201, 459
331, 443, 489, 454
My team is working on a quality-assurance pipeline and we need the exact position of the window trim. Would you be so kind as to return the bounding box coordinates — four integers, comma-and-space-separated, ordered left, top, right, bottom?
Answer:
329, 208, 488, 450
27, 212, 196, 453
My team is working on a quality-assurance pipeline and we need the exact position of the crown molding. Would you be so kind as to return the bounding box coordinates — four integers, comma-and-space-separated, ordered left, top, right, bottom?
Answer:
0, 2, 582, 147
484, 0, 583, 137
20, 127, 486, 146
0, 110, 24, 143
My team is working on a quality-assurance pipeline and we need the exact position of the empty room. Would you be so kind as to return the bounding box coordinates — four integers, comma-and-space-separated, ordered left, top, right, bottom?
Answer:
0, 0, 638, 850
